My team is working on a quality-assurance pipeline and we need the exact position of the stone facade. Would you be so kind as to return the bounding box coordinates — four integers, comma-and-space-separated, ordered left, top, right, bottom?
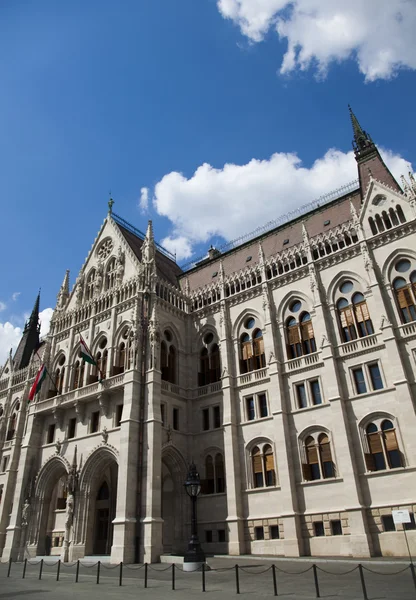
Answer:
1, 113, 416, 562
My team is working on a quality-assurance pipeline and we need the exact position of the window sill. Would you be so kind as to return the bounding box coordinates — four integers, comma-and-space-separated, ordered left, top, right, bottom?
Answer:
200, 492, 227, 498
245, 485, 281, 494
349, 386, 395, 401
241, 416, 274, 426
300, 477, 343, 487
362, 465, 416, 478
293, 402, 328, 414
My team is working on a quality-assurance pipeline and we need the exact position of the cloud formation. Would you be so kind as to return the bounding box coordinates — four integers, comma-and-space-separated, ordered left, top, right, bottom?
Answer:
0, 307, 54, 366
217, 0, 416, 81
0, 302, 6, 312
153, 147, 412, 260
139, 187, 149, 213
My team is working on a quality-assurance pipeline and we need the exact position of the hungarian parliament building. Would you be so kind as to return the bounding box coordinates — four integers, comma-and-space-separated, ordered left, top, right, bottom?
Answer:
1, 109, 416, 563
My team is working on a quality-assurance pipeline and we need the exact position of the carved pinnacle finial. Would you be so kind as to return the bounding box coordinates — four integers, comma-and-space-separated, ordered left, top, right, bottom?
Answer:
108, 197, 114, 215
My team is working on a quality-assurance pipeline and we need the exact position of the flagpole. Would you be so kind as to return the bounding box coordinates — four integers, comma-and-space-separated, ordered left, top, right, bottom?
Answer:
35, 350, 60, 395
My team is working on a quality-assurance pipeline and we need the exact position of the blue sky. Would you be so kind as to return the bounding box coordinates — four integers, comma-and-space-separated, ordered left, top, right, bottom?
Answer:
1, 0, 416, 360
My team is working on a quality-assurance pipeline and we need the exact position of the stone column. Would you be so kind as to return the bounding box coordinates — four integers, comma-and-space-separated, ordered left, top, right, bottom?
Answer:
110, 369, 141, 563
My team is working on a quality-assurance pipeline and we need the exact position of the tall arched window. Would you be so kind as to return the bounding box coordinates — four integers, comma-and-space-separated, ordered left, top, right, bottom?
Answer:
239, 317, 265, 374
250, 443, 277, 488
202, 453, 225, 494
6, 412, 17, 441
161, 330, 177, 384
90, 339, 108, 383
302, 432, 335, 481
54, 355, 66, 394
286, 311, 316, 359
335, 281, 373, 342
365, 419, 402, 471
86, 269, 96, 301
113, 342, 126, 375
105, 257, 117, 290
198, 333, 221, 387
72, 358, 85, 390
391, 259, 416, 323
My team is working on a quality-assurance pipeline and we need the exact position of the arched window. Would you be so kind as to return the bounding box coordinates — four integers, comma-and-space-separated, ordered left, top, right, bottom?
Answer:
6, 412, 17, 441
250, 443, 277, 489
113, 342, 126, 375
392, 259, 416, 323
55, 476, 68, 510
54, 355, 66, 394
161, 331, 177, 384
72, 358, 85, 390
198, 332, 221, 387
286, 311, 316, 359
90, 339, 108, 383
302, 432, 335, 481
396, 205, 406, 224
239, 317, 265, 374
202, 453, 225, 494
335, 280, 373, 342
105, 257, 117, 290
365, 419, 403, 472
86, 269, 96, 301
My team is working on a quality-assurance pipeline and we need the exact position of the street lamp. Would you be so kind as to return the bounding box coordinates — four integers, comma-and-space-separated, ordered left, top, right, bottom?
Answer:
183, 463, 205, 571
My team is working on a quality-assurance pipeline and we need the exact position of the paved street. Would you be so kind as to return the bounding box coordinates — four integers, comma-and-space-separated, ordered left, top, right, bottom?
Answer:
0, 556, 415, 599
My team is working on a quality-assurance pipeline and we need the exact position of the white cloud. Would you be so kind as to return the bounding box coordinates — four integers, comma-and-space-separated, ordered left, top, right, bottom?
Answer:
160, 236, 193, 261
0, 306, 54, 366
12, 292, 21, 302
153, 147, 412, 258
0, 322, 22, 364
217, 0, 416, 81
0, 302, 6, 312
39, 308, 53, 338
139, 187, 149, 213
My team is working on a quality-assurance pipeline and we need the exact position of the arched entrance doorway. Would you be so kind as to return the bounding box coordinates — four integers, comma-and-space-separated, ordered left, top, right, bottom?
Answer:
161, 447, 187, 555
77, 447, 118, 557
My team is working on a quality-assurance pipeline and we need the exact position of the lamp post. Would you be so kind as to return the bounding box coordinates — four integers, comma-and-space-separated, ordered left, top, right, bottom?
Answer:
183, 463, 205, 571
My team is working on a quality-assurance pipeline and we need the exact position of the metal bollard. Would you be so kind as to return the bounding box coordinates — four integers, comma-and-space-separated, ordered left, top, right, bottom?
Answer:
22, 558, 27, 579
235, 564, 240, 594
312, 564, 320, 598
172, 563, 175, 590
7, 558, 12, 578
56, 559, 61, 581
38, 559, 44, 580
144, 562, 148, 588
96, 560, 101, 584
358, 564, 368, 600
410, 563, 416, 591
272, 564, 278, 596
119, 561, 123, 587
75, 559, 80, 583
202, 561, 206, 592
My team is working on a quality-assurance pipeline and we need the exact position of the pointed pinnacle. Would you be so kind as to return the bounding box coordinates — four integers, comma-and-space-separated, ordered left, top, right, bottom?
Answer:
409, 171, 416, 190
62, 270, 70, 294
146, 220, 154, 241
348, 105, 372, 150
27, 291, 40, 333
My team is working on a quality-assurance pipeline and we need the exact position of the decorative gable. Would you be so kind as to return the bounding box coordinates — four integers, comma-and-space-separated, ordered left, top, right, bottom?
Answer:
360, 179, 414, 239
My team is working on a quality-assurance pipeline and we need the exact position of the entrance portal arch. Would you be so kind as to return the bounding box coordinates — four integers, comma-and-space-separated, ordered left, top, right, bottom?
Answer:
161, 446, 188, 554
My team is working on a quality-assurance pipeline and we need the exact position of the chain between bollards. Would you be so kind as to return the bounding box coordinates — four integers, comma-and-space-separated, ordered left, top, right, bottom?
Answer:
144, 562, 148, 588
22, 558, 27, 579
202, 561, 206, 592
38, 559, 43, 580
312, 564, 320, 598
96, 560, 101, 584
235, 564, 240, 594
7, 557, 12, 578
172, 563, 175, 590
358, 564, 368, 600
75, 559, 80, 583
119, 561, 123, 586
272, 564, 278, 596
56, 559, 61, 581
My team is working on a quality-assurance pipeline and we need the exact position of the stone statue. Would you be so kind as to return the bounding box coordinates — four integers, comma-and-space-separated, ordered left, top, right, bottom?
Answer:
55, 439, 62, 455
65, 493, 74, 528
101, 426, 109, 444
95, 259, 104, 295
21, 499, 30, 527
76, 273, 84, 305
116, 247, 125, 285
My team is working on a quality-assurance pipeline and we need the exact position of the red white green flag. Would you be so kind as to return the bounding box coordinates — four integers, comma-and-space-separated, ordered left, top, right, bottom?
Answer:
79, 335, 96, 366
28, 364, 47, 402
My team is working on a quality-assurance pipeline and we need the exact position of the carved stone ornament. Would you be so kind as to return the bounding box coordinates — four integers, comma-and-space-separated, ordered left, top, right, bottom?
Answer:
53, 408, 64, 429
74, 401, 85, 423
55, 439, 62, 455
21, 499, 31, 527
101, 426, 109, 444
116, 247, 125, 285
98, 394, 109, 417
380, 314, 391, 329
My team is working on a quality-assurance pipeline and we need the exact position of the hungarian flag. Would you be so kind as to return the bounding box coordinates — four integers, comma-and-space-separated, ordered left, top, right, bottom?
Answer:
80, 335, 96, 366
28, 364, 47, 402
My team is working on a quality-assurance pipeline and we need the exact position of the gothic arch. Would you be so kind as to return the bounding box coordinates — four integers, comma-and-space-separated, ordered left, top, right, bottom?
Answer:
381, 247, 416, 283
326, 270, 369, 307
79, 444, 119, 494
159, 322, 183, 349
232, 307, 264, 339
277, 289, 314, 323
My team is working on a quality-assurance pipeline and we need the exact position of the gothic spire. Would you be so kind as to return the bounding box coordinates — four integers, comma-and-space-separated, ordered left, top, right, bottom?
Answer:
348, 105, 374, 157
142, 220, 155, 263
56, 270, 70, 310
13, 291, 41, 370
